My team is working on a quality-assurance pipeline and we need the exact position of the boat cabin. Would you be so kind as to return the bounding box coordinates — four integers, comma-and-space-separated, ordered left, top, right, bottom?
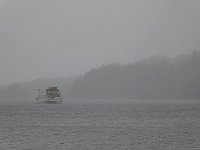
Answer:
46, 87, 61, 98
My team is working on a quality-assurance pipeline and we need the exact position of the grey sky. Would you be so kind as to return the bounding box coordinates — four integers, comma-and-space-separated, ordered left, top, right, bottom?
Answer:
0, 0, 199, 85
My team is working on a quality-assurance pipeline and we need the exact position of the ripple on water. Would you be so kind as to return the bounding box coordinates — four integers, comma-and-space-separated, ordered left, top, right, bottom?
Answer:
0, 101, 200, 150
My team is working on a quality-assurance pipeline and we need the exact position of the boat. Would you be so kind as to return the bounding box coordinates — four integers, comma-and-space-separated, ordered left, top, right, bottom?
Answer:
36, 87, 63, 104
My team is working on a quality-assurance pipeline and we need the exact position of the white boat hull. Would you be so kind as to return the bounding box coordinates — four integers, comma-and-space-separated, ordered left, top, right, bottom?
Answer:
36, 97, 63, 104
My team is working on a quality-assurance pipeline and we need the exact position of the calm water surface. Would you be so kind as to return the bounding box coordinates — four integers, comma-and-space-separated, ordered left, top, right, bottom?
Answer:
0, 100, 200, 150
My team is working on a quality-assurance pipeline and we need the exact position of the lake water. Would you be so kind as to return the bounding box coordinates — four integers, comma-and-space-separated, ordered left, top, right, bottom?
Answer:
0, 99, 200, 150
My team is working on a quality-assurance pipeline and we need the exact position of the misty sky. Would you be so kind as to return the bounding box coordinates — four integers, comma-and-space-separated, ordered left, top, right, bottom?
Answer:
0, 0, 200, 85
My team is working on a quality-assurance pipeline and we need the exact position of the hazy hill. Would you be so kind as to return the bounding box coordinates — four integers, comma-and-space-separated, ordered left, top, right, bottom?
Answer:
0, 51, 200, 101
66, 51, 200, 99
0, 77, 76, 101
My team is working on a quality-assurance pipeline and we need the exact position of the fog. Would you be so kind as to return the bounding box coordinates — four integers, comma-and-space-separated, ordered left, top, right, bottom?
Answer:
0, 0, 200, 85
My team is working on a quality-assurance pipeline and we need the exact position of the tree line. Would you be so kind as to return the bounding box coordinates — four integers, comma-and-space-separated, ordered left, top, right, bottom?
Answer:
0, 51, 200, 100
65, 51, 200, 99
